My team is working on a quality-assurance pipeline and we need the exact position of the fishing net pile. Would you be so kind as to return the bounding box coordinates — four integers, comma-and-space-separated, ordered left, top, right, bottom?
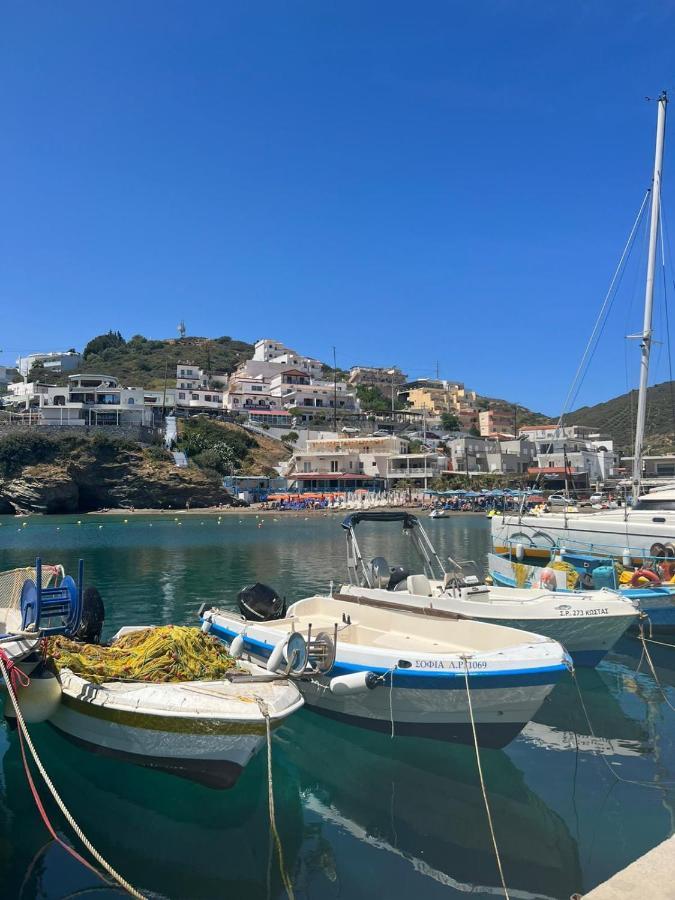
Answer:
45, 626, 239, 684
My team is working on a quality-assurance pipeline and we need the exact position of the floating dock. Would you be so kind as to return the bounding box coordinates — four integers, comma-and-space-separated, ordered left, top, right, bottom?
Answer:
584, 834, 675, 898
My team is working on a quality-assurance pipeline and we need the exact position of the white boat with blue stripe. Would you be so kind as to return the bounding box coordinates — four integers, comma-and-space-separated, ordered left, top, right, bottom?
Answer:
202, 593, 571, 749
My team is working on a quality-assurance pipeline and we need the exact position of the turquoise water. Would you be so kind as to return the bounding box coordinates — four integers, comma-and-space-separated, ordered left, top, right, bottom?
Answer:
2, 512, 675, 899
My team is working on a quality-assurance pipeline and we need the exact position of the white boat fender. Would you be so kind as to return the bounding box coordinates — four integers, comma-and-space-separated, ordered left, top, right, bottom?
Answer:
329, 671, 380, 695
266, 637, 288, 672
4, 671, 61, 723
201, 618, 212, 634
229, 633, 245, 658
515, 543, 524, 561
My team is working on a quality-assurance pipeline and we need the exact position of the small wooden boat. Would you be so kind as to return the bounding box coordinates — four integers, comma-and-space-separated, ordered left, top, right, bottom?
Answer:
45, 625, 304, 789
203, 593, 571, 749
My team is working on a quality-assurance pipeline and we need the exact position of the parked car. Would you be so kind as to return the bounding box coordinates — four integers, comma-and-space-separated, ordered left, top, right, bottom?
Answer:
547, 493, 576, 507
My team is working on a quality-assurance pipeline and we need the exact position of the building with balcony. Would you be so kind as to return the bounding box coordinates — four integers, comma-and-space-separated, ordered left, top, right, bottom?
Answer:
17, 351, 82, 377
284, 434, 446, 490
5, 374, 164, 427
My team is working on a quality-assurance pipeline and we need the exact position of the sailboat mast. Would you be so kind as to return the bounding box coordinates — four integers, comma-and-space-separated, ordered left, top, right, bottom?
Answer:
632, 91, 668, 497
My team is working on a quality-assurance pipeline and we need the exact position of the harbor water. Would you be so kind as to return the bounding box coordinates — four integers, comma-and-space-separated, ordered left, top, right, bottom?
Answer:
2, 512, 675, 899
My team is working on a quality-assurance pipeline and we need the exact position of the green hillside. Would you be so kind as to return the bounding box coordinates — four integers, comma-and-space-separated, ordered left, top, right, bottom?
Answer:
28, 333, 253, 389
567, 380, 675, 453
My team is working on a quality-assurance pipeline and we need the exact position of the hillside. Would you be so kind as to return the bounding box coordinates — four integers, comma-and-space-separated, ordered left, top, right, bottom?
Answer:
567, 380, 675, 454
29, 333, 254, 389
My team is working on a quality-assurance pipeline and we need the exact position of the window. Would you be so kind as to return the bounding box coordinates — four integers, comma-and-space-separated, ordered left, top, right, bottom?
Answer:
179, 392, 186, 399
192, 394, 199, 400
128, 398, 135, 405
330, 460, 339, 472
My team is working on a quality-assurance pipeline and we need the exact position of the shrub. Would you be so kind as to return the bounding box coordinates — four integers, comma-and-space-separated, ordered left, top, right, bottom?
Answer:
0, 433, 57, 477
83, 330, 125, 359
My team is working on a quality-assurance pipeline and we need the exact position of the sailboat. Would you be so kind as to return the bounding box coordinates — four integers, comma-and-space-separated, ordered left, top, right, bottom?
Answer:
492, 93, 675, 564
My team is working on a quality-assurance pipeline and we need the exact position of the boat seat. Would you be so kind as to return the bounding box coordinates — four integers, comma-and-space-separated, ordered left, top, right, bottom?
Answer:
406, 574, 432, 597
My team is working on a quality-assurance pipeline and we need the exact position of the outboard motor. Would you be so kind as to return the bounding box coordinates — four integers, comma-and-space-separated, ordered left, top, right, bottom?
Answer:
238, 583, 286, 621
387, 567, 409, 591
74, 587, 105, 644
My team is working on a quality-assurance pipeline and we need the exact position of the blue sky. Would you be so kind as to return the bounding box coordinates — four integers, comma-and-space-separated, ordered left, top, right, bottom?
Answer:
1, 2, 674, 414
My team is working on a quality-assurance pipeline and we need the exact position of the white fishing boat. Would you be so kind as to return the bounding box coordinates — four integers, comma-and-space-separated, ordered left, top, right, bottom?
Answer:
492, 93, 671, 563
47, 630, 304, 789
202, 590, 571, 749
339, 512, 638, 666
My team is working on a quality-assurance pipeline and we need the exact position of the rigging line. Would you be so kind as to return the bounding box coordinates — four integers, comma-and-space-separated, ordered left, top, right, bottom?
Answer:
566, 192, 651, 417
556, 189, 651, 431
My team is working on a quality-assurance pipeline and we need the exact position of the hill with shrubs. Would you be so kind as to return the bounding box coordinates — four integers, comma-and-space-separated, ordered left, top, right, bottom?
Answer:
26, 331, 253, 389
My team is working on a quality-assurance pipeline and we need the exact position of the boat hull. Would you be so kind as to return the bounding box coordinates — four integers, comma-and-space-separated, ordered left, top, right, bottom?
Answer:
207, 618, 567, 748
489, 553, 675, 635
48, 691, 272, 789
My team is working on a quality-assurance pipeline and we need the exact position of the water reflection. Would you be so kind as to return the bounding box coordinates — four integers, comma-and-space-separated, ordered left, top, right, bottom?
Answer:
1, 723, 303, 900
278, 712, 581, 899
4, 514, 675, 898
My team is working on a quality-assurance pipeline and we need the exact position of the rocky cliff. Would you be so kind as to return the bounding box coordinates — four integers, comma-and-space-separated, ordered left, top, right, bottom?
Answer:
0, 442, 237, 514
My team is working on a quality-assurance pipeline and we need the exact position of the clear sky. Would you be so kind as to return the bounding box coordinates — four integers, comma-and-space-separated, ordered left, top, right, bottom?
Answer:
1, 2, 674, 414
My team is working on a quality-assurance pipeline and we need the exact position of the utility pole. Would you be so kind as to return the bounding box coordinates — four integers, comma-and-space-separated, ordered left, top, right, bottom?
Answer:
332, 346, 338, 434
162, 359, 169, 418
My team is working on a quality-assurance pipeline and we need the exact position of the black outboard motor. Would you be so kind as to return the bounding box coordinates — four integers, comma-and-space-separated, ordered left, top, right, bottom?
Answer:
387, 567, 409, 591
238, 583, 286, 621
74, 586, 105, 644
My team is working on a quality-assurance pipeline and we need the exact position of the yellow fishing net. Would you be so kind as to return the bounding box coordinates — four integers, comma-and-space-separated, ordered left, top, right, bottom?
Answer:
46, 626, 239, 684
549, 560, 580, 590
512, 562, 531, 589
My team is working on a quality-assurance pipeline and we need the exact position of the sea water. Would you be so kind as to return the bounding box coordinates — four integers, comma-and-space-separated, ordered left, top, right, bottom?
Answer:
1, 513, 674, 899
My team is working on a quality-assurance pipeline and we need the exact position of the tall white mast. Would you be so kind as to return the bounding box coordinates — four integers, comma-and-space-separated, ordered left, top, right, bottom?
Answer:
632, 91, 668, 498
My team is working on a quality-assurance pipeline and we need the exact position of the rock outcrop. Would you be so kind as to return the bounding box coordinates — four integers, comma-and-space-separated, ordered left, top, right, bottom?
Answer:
0, 445, 240, 514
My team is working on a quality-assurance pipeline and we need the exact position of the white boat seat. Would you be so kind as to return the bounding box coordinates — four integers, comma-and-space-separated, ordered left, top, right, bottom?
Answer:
406, 574, 432, 597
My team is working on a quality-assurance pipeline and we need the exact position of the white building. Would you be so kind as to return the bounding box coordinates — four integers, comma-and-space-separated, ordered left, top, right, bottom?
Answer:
284, 434, 446, 490
17, 351, 82, 377
175, 363, 226, 411
223, 338, 359, 417
518, 425, 618, 484
5, 374, 164, 427
252, 339, 323, 379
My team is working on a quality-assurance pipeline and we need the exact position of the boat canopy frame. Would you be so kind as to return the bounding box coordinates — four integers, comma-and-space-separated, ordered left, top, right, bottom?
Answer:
341, 511, 448, 587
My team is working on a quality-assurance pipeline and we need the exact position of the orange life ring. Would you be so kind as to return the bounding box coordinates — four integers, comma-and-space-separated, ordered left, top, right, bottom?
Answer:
631, 568, 661, 587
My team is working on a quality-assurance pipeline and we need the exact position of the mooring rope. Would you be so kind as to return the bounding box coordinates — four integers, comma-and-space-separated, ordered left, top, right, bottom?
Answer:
462, 658, 510, 899
257, 698, 294, 900
569, 662, 675, 789
0, 654, 145, 899
637, 625, 675, 714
